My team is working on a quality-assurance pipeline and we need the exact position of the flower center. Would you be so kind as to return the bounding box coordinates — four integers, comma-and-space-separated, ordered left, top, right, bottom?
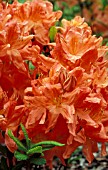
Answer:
53, 96, 62, 107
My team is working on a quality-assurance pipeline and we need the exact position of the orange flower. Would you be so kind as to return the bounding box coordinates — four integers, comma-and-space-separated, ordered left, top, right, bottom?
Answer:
24, 59, 108, 162
0, 21, 33, 73
0, 0, 108, 165
11, 0, 62, 45
23, 16, 108, 163
61, 16, 90, 30
51, 17, 106, 71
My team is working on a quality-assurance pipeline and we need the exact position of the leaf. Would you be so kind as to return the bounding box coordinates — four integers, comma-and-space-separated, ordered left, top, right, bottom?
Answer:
30, 158, 46, 165
31, 141, 65, 148
29, 61, 35, 71
61, 1, 68, 7
42, 145, 55, 152
101, 0, 108, 10
49, 26, 57, 42
8, 130, 27, 152
31, 116, 68, 166
72, 5, 81, 13
18, 0, 26, 3
14, 151, 29, 161
53, 2, 60, 11
20, 123, 30, 149
27, 146, 42, 155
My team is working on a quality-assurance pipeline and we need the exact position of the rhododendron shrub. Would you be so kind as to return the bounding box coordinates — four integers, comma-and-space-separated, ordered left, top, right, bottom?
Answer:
0, 0, 108, 167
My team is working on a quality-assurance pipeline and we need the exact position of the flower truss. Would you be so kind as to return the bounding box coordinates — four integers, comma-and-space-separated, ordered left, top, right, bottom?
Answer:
0, 0, 108, 166
53, 0, 108, 40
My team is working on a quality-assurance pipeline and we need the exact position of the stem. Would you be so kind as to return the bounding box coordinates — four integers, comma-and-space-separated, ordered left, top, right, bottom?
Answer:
7, 150, 14, 169
26, 160, 31, 170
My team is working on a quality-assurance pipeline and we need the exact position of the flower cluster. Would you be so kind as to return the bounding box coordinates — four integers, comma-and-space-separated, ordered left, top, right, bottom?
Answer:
0, 0, 108, 166
54, 0, 108, 40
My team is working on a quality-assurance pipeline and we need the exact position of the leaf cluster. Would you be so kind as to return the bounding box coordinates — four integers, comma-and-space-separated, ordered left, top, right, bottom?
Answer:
5, 124, 65, 169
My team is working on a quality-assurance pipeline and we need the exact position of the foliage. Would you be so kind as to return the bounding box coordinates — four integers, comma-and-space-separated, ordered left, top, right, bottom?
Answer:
53, 1, 81, 21
0, 124, 64, 169
49, 26, 57, 42
101, 0, 108, 10
0, 0, 108, 169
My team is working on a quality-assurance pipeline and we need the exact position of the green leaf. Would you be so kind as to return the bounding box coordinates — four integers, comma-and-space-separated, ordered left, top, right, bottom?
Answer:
49, 26, 57, 42
42, 145, 56, 152
14, 151, 29, 161
31, 141, 65, 148
29, 61, 35, 71
18, 0, 26, 3
20, 123, 30, 149
61, 1, 68, 7
27, 146, 42, 155
53, 2, 60, 11
8, 130, 27, 152
101, 0, 108, 10
30, 158, 46, 165
72, 5, 81, 13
